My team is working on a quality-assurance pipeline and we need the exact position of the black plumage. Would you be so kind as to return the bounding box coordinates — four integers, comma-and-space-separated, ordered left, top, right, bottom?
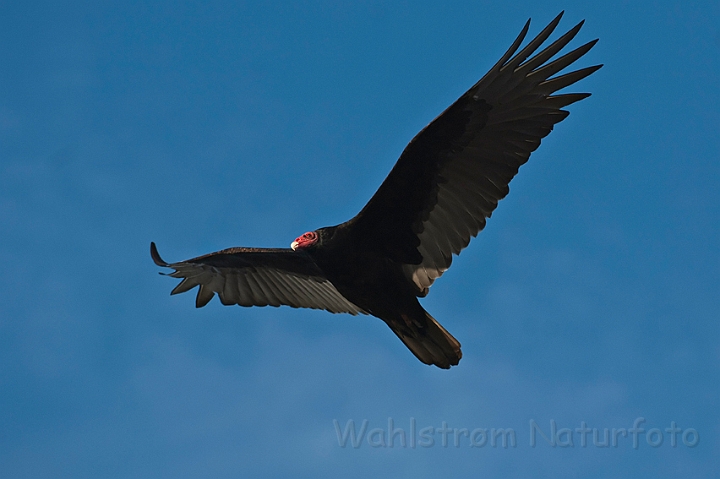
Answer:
151, 12, 601, 368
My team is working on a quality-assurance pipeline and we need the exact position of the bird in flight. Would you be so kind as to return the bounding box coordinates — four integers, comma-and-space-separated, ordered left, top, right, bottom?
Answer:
151, 12, 601, 369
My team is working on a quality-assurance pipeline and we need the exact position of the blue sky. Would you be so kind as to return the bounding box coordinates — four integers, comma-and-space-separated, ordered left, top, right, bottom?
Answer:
1, 1, 718, 477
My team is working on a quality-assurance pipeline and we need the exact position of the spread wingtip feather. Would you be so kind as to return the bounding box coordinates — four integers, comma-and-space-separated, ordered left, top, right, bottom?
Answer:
150, 242, 169, 267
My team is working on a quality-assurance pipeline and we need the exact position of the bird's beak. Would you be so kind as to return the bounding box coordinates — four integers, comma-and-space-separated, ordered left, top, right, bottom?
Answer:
290, 241, 298, 251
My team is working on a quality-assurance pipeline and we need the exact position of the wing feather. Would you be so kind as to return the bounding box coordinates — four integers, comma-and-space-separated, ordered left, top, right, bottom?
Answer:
221, 273, 240, 305
196, 284, 215, 308
170, 277, 197, 295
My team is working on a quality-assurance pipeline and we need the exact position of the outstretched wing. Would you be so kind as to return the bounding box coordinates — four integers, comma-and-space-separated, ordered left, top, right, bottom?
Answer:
347, 12, 601, 294
150, 242, 365, 314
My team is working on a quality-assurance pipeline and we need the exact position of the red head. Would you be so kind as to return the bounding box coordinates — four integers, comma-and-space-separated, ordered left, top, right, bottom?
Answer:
291, 231, 318, 250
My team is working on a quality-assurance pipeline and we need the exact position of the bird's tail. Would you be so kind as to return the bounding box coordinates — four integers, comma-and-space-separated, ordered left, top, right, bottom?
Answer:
388, 309, 462, 369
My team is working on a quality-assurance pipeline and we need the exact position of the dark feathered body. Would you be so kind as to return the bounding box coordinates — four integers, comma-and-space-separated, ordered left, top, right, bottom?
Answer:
151, 13, 601, 368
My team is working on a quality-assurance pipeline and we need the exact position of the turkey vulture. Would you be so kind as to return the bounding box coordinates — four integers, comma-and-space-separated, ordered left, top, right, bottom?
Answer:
151, 12, 601, 369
